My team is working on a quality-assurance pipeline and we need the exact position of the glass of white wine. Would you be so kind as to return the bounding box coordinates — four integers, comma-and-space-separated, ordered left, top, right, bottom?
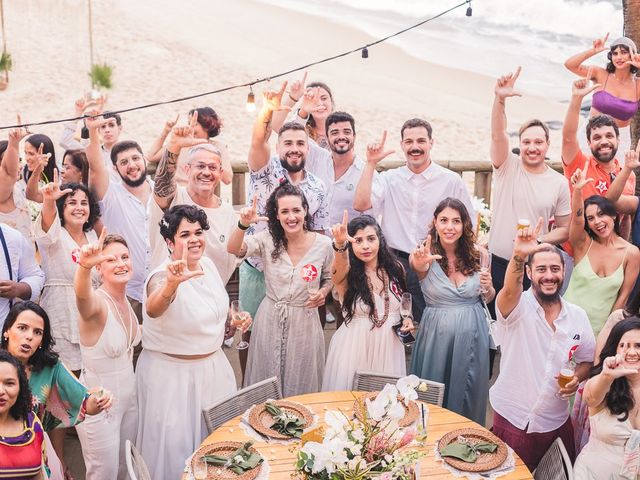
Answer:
230, 300, 249, 350
94, 388, 112, 424
193, 458, 207, 480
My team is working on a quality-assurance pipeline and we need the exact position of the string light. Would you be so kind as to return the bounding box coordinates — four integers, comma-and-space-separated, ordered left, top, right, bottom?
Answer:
245, 86, 256, 112
466, 0, 472, 17
0, 0, 471, 130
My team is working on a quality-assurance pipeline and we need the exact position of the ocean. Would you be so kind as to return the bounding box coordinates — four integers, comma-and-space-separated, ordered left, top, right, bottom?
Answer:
257, 0, 624, 101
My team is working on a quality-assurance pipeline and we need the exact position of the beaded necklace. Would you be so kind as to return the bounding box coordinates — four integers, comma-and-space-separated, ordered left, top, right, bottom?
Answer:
366, 272, 390, 328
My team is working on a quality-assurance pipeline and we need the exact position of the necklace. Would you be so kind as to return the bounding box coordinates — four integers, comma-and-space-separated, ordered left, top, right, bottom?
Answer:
366, 272, 390, 328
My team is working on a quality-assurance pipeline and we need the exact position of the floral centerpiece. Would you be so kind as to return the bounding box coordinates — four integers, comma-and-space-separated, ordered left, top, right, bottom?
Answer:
294, 376, 427, 480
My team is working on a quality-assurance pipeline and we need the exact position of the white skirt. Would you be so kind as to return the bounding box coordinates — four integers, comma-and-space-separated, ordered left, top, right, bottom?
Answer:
135, 349, 237, 480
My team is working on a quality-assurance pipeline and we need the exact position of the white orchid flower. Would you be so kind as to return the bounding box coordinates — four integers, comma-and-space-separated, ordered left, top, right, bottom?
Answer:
396, 375, 420, 402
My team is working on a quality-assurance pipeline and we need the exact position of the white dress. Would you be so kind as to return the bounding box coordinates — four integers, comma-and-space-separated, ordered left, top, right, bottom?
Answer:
34, 211, 98, 370
137, 257, 237, 480
322, 287, 406, 391
76, 291, 141, 480
0, 184, 32, 240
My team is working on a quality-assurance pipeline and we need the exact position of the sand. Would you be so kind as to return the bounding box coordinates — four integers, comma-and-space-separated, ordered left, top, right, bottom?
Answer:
0, 0, 567, 186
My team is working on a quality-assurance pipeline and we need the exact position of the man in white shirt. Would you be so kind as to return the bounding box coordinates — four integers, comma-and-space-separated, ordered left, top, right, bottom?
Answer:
488, 67, 571, 315
353, 118, 475, 320
0, 223, 44, 325
491, 219, 595, 471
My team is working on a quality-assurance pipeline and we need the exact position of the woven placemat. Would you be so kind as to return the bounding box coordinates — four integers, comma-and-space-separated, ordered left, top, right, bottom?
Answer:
437, 428, 508, 473
192, 441, 262, 480
353, 392, 419, 427
248, 400, 313, 440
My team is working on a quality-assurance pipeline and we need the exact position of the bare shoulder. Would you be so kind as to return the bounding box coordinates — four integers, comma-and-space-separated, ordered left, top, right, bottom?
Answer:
146, 271, 167, 296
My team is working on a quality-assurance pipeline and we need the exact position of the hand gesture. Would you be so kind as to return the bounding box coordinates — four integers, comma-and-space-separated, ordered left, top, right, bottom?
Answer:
602, 353, 639, 379
8, 114, 28, 147
366, 130, 396, 165
288, 71, 307, 102
572, 68, 601, 98
557, 375, 580, 398
261, 81, 291, 113
400, 315, 416, 333
411, 235, 442, 272
624, 141, 640, 170
592, 32, 609, 54
167, 111, 208, 150
495, 66, 522, 100
26, 142, 51, 173
162, 114, 180, 135
165, 245, 205, 286
239, 196, 268, 227
74, 97, 88, 116
84, 110, 109, 130
626, 53, 640, 70
330, 210, 356, 246
305, 289, 326, 308
513, 217, 549, 258
570, 167, 594, 190
41, 170, 72, 202
78, 229, 116, 270
300, 86, 325, 115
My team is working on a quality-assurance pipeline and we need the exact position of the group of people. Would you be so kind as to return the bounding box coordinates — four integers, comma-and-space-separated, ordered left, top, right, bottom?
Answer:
1, 33, 640, 480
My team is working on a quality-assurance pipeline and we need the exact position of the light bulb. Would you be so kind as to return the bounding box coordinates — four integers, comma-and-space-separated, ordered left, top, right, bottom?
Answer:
362, 47, 369, 59
246, 90, 256, 112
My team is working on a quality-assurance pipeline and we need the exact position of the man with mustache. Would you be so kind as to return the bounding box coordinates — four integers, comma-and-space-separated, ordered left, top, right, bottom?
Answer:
491, 219, 595, 471
353, 118, 475, 321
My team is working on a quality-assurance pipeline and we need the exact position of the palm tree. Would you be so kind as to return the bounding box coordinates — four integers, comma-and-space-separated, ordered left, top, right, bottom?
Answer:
623, 0, 640, 191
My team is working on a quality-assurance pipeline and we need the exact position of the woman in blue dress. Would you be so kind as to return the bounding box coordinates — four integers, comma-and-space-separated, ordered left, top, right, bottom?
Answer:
409, 197, 494, 425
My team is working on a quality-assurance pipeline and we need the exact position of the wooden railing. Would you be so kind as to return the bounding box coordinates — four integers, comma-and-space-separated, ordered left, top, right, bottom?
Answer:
230, 159, 564, 208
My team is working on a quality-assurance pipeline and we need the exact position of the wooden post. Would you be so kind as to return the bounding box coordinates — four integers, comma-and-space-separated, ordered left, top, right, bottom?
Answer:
474, 171, 493, 206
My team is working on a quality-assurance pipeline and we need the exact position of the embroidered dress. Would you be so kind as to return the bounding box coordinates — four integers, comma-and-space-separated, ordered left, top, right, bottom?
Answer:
0, 411, 45, 479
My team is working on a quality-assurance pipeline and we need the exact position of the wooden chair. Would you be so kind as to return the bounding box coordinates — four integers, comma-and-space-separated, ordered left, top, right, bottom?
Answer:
352, 370, 446, 406
125, 439, 151, 480
202, 376, 282, 434
533, 437, 573, 480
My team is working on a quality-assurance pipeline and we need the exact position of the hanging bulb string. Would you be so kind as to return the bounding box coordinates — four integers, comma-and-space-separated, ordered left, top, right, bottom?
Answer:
0, 0, 470, 130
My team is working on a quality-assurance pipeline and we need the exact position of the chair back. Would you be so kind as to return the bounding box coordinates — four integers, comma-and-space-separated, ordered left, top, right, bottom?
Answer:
125, 439, 151, 480
533, 437, 573, 480
202, 376, 282, 433
352, 370, 445, 406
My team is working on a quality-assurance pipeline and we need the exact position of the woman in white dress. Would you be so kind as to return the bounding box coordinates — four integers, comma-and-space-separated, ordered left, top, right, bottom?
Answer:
138, 204, 243, 480
228, 183, 333, 396
574, 318, 640, 479
73, 230, 141, 480
322, 213, 414, 391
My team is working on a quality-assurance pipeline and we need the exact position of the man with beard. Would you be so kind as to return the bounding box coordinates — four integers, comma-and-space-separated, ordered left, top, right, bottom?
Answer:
149, 113, 238, 284
353, 118, 475, 321
490, 218, 595, 471
86, 113, 152, 322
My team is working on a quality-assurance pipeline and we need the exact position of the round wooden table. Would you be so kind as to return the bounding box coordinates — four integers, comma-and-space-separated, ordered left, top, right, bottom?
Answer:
190, 391, 533, 479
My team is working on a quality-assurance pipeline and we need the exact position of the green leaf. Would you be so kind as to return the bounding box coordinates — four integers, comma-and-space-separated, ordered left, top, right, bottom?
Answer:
89, 63, 113, 89
0, 52, 12, 71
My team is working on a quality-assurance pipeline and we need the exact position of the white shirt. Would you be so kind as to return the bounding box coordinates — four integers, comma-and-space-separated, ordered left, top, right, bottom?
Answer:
0, 223, 45, 325
99, 180, 153, 302
370, 162, 476, 253
490, 289, 596, 433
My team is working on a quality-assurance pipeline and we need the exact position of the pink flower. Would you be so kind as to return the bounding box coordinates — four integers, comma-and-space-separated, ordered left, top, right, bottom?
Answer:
399, 428, 417, 448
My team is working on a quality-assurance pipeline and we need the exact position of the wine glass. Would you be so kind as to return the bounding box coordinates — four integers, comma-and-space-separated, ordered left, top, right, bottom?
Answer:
479, 252, 491, 294
397, 293, 414, 338
193, 458, 207, 480
94, 388, 112, 424
230, 300, 249, 350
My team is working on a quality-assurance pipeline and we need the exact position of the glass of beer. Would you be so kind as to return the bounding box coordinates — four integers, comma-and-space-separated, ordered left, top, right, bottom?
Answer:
556, 359, 576, 398
517, 219, 531, 231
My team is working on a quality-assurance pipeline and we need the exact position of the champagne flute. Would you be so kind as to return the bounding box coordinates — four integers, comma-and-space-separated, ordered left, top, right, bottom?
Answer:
94, 388, 112, 424
230, 300, 249, 350
479, 252, 491, 294
193, 458, 207, 480
398, 293, 413, 338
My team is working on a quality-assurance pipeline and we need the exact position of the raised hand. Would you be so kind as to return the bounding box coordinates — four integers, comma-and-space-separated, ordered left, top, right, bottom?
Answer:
78, 228, 116, 270
8, 114, 28, 147
163, 114, 180, 134
239, 196, 269, 227
495, 66, 522, 100
288, 71, 307, 102
330, 210, 356, 247
74, 97, 88, 116
366, 130, 396, 165
513, 217, 549, 258
592, 32, 609, 54
167, 111, 208, 150
411, 235, 442, 272
41, 169, 72, 202
572, 68, 601, 98
25, 142, 51, 174
165, 245, 205, 286
84, 110, 109, 130
300, 86, 324, 115
570, 167, 594, 190
624, 141, 640, 170
626, 53, 640, 69
262, 81, 290, 113
602, 353, 639, 379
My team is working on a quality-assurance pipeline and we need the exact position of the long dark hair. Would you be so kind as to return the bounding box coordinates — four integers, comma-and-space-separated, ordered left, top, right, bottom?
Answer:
342, 215, 406, 327
24, 134, 57, 184
63, 149, 90, 185
1, 302, 59, 373
265, 182, 312, 262
606, 45, 639, 74
583, 195, 620, 239
0, 350, 32, 422
428, 198, 480, 275
56, 183, 101, 232
305, 82, 333, 141
591, 318, 640, 421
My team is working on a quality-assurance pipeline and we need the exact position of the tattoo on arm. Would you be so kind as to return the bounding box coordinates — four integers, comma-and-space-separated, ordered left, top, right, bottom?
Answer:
512, 255, 525, 283
262, 111, 273, 142
576, 208, 583, 217
154, 149, 177, 199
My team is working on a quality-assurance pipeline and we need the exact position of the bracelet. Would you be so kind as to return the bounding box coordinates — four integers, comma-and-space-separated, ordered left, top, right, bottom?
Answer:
237, 221, 250, 231
78, 263, 92, 270
288, 92, 300, 102
332, 241, 348, 252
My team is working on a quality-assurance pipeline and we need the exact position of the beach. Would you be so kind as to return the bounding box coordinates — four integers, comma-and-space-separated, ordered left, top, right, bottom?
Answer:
0, 0, 571, 189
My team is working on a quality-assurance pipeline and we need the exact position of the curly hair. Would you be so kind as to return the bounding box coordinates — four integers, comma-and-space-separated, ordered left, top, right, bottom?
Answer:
305, 82, 333, 142
0, 350, 32, 422
62, 149, 90, 185
590, 318, 640, 421
1, 302, 59, 373
428, 197, 480, 276
341, 215, 406, 327
159, 204, 210, 242
189, 107, 223, 138
606, 45, 639, 74
265, 182, 312, 262
56, 183, 100, 232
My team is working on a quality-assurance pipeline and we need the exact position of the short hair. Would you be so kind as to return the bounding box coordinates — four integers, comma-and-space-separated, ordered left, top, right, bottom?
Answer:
583, 195, 620, 238
103, 111, 122, 126
110, 140, 143, 165
187, 144, 221, 163
0, 350, 32, 422
159, 204, 210, 242
62, 149, 89, 185
102, 233, 128, 250
586, 114, 619, 141
527, 245, 565, 267
278, 121, 307, 137
188, 107, 222, 138
518, 119, 550, 142
401, 118, 433, 140
325, 111, 356, 136
56, 183, 100, 232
